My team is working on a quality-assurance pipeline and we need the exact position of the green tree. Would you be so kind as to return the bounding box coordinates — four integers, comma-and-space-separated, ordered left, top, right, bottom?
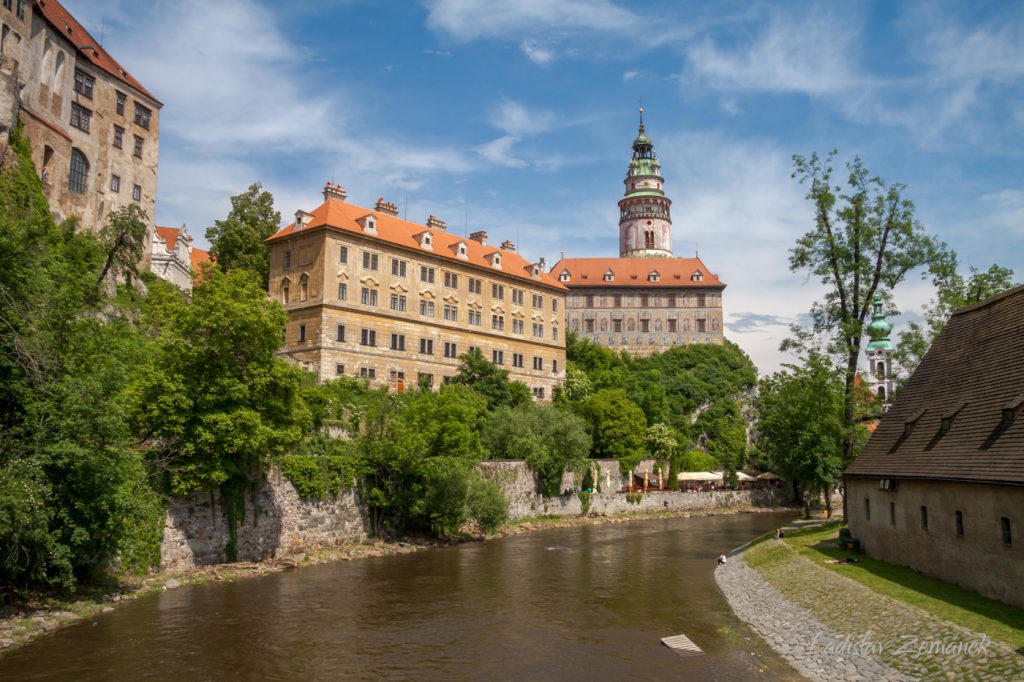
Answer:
789, 151, 953, 461
755, 353, 861, 517
579, 389, 647, 472
482, 403, 591, 496
451, 347, 531, 410
205, 182, 281, 287
894, 264, 1016, 381
96, 204, 149, 287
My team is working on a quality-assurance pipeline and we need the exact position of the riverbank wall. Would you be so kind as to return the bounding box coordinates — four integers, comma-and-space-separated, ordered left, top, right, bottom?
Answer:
160, 460, 786, 570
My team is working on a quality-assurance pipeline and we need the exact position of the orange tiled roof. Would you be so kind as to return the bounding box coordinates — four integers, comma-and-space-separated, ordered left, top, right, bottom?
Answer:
155, 226, 181, 251
267, 196, 567, 291
36, 0, 160, 104
190, 247, 211, 271
549, 257, 725, 288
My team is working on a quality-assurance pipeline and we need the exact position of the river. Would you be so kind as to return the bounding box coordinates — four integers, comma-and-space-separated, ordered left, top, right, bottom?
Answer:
1, 511, 800, 680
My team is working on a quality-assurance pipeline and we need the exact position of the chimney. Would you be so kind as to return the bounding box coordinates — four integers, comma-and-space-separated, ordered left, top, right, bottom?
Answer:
323, 181, 347, 203
469, 230, 488, 245
295, 209, 315, 229
500, 239, 516, 252
374, 197, 399, 216
426, 214, 446, 231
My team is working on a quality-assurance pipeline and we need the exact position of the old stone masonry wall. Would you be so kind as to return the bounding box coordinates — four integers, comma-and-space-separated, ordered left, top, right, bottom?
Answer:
161, 466, 369, 571
161, 460, 784, 570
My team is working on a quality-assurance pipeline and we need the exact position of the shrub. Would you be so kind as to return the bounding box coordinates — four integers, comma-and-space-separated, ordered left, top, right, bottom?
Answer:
467, 474, 508, 533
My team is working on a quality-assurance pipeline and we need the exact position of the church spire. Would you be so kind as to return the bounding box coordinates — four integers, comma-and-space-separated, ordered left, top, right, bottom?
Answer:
619, 106, 672, 258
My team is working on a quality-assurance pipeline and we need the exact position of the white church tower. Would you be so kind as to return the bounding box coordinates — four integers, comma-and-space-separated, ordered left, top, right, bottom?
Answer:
865, 292, 896, 409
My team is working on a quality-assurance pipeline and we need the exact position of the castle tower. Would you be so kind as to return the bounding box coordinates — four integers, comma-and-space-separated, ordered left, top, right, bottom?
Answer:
618, 108, 673, 258
865, 292, 896, 408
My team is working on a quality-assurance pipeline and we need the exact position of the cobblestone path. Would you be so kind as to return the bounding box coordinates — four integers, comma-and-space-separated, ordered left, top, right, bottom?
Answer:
716, 542, 1024, 682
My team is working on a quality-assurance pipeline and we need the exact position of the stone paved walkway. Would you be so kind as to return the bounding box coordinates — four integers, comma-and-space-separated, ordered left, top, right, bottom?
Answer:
716, 542, 1024, 682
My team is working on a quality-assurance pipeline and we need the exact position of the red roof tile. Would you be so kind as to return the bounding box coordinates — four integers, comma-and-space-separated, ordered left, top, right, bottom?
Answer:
190, 247, 211, 271
155, 226, 181, 251
36, 0, 160, 104
550, 257, 725, 288
267, 196, 566, 291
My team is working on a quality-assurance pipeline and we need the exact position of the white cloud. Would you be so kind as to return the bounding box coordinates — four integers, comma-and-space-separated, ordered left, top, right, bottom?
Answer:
473, 135, 528, 168
622, 70, 640, 82
490, 99, 557, 136
424, 0, 638, 42
520, 39, 557, 65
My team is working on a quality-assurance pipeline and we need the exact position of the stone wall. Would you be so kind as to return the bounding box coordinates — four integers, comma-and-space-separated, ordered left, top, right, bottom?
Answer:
846, 477, 1024, 608
477, 459, 783, 521
161, 466, 368, 571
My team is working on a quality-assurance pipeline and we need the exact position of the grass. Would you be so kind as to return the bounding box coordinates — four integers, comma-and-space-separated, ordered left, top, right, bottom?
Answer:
753, 520, 1024, 649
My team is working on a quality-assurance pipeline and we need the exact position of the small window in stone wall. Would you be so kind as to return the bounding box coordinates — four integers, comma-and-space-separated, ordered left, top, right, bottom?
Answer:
920, 505, 928, 531
955, 511, 964, 537
335, 364, 344, 376
864, 498, 870, 521
889, 502, 895, 526
1002, 517, 1012, 545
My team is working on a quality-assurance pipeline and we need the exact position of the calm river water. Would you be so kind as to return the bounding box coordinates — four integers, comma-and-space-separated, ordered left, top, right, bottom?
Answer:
1, 511, 801, 681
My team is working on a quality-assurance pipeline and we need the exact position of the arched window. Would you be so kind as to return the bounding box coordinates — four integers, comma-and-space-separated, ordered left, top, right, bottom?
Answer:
53, 51, 65, 89
877, 386, 886, 401
644, 230, 655, 249
68, 149, 89, 193
299, 274, 309, 302
41, 39, 53, 86
876, 361, 885, 379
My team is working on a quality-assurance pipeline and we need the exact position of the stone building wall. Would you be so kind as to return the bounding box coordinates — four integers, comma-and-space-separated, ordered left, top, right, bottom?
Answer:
161, 466, 368, 571
846, 477, 1024, 608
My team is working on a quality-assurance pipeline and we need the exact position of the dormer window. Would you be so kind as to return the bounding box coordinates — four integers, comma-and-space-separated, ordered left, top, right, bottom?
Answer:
903, 408, 927, 438
559, 270, 571, 282
691, 270, 704, 282
529, 263, 542, 279
486, 251, 502, 269
940, 401, 968, 435
1003, 395, 1024, 426
416, 231, 433, 250
604, 269, 614, 282
357, 214, 377, 234
455, 241, 468, 259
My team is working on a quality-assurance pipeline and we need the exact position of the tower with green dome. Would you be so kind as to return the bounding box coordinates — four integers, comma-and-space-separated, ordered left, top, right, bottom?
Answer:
865, 292, 896, 407
618, 107, 673, 258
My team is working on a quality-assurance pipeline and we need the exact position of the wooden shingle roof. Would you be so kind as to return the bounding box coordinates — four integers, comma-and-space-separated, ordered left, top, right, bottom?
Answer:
844, 284, 1024, 485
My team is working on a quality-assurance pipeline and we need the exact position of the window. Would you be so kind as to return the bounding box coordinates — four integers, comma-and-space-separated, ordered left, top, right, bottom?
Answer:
532, 386, 546, 400
640, 319, 650, 333
920, 506, 928, 531
359, 367, 376, 380
640, 294, 649, 307
668, 319, 677, 332
282, 284, 289, 304
492, 350, 504, 365
110, 174, 120, 192
134, 103, 151, 129
584, 319, 594, 332
468, 310, 481, 326
337, 283, 347, 300
552, 299, 558, 313
512, 353, 524, 368
70, 103, 92, 132
419, 338, 434, 355
132, 184, 141, 201
417, 373, 434, 389
532, 356, 543, 371
68, 149, 89, 194
133, 135, 143, 158
298, 324, 306, 342
73, 69, 95, 98
864, 498, 871, 521
336, 324, 345, 342
667, 295, 677, 307
390, 294, 407, 312
113, 125, 124, 149
443, 342, 458, 358
696, 319, 707, 332
15, 0, 24, 20
491, 314, 504, 331
469, 345, 481, 354
390, 334, 406, 351
1002, 517, 1012, 545
532, 294, 543, 308
889, 502, 896, 526
420, 266, 435, 283
361, 287, 378, 306
336, 364, 345, 376
585, 295, 594, 307
492, 283, 504, 299
444, 304, 458, 322
512, 319, 524, 334
339, 246, 348, 263
299, 275, 308, 301
552, 327, 558, 341
283, 251, 291, 268
420, 300, 435, 318
362, 252, 379, 271
613, 294, 622, 308
532, 323, 543, 338
612, 319, 622, 333
391, 258, 407, 277
955, 511, 964, 537
697, 294, 707, 307
644, 229, 655, 249
116, 91, 126, 116
468, 277, 482, 294
444, 271, 458, 288
552, 359, 558, 373
360, 329, 376, 347
512, 288, 524, 305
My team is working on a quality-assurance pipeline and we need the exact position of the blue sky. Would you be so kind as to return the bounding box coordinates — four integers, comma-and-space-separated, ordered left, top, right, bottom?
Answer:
68, 0, 1023, 373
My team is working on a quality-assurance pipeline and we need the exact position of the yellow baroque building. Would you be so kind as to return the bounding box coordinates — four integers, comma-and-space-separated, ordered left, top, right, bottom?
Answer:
267, 183, 567, 398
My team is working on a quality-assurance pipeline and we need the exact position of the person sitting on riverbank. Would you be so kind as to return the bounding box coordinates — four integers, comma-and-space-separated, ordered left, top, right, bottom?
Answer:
717, 553, 727, 565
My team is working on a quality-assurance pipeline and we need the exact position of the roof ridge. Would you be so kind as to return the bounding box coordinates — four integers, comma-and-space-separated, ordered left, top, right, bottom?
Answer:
951, 282, 1024, 318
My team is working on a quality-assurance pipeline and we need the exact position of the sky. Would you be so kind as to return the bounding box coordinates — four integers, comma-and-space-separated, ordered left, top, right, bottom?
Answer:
67, 0, 1023, 374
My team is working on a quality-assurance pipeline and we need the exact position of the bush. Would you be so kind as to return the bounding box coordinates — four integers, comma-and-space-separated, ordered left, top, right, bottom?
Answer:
467, 474, 508, 533
278, 437, 361, 501
578, 491, 592, 515
626, 492, 643, 505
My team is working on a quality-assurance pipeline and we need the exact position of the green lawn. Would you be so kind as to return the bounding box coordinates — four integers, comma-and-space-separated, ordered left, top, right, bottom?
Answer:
753, 521, 1024, 649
